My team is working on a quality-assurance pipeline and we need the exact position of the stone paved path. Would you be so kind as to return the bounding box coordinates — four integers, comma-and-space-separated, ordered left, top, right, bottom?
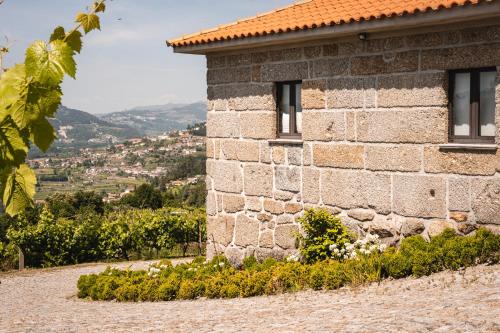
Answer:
0, 260, 499, 333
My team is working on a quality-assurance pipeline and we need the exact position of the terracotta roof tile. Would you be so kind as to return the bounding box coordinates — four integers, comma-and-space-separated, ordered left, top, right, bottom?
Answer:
168, 0, 487, 47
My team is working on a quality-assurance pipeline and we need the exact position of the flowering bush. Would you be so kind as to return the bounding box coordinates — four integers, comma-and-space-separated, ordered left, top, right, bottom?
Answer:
78, 228, 500, 302
297, 209, 352, 263
329, 233, 387, 260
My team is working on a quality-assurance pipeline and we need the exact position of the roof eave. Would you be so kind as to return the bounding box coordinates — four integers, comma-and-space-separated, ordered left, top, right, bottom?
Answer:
167, 1, 500, 55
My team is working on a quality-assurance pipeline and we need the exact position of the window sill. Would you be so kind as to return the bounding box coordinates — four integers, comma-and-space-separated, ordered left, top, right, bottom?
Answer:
268, 138, 303, 145
438, 143, 498, 152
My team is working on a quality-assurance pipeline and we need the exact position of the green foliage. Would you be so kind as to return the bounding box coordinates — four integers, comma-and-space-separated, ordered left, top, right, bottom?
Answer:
0, 1, 106, 217
77, 228, 500, 302
120, 183, 163, 210
3, 206, 206, 268
297, 209, 352, 263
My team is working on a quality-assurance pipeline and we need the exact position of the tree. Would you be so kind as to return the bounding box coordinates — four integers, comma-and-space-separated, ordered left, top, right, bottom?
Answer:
0, 1, 107, 217
120, 184, 163, 210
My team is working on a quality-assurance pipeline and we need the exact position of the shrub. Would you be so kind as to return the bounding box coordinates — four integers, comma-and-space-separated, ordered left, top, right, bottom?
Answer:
77, 228, 500, 302
297, 209, 352, 263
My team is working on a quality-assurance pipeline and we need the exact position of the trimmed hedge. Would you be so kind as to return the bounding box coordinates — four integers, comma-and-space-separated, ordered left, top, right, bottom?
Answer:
77, 228, 500, 302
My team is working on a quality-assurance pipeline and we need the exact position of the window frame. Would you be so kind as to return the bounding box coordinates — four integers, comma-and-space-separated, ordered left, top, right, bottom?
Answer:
276, 80, 302, 139
448, 67, 496, 144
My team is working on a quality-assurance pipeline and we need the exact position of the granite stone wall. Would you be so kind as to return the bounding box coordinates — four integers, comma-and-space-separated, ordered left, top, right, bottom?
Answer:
204, 23, 500, 265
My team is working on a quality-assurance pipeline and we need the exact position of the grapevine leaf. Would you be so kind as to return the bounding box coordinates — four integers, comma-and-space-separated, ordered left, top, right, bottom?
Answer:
1, 164, 36, 217
76, 13, 101, 34
65, 30, 83, 53
29, 117, 56, 152
27, 84, 62, 118
0, 64, 28, 120
0, 116, 29, 165
93, 2, 106, 13
25, 40, 76, 84
49, 26, 66, 42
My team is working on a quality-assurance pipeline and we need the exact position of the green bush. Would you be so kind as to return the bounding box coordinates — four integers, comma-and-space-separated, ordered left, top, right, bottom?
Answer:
297, 209, 352, 263
2, 206, 206, 269
77, 228, 500, 302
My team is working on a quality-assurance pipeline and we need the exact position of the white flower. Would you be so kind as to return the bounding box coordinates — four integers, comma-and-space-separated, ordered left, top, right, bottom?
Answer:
218, 262, 225, 267
379, 244, 387, 252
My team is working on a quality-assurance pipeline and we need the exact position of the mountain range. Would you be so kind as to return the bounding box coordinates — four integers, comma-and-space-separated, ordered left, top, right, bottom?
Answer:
39, 102, 206, 153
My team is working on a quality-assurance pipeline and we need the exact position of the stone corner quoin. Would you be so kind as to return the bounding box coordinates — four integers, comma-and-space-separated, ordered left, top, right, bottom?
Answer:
203, 22, 500, 264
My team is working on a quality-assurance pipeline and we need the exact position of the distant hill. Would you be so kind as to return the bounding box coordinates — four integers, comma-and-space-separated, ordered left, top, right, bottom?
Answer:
99, 102, 207, 136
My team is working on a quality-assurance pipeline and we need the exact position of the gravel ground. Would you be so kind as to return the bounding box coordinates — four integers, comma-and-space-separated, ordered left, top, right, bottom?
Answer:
0, 260, 499, 333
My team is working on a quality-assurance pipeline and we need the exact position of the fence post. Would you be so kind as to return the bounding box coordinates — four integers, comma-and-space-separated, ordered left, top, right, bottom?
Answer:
18, 247, 24, 271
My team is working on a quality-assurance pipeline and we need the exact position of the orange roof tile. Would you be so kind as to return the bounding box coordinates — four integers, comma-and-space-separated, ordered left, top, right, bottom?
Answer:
168, 0, 486, 47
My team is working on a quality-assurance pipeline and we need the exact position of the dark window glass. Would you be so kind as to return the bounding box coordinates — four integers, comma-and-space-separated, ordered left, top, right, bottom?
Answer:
277, 81, 301, 138
449, 68, 496, 143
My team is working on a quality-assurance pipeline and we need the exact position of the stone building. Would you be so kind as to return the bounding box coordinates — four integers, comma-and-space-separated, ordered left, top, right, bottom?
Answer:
168, 0, 500, 263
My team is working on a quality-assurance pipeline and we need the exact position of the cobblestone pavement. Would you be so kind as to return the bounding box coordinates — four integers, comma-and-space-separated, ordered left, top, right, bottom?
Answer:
0, 261, 499, 333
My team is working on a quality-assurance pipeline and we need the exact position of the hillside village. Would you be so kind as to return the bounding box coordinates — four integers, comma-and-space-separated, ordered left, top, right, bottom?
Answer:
29, 126, 206, 202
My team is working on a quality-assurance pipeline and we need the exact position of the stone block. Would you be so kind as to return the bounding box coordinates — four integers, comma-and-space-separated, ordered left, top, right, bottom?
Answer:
312, 57, 350, 78
275, 166, 301, 192
225, 246, 244, 267
287, 147, 302, 166
321, 170, 391, 213
345, 111, 356, 141
322, 43, 339, 57
263, 199, 285, 214
221, 139, 259, 162
460, 25, 500, 43
207, 112, 239, 138
251, 65, 262, 82
207, 67, 251, 84
405, 32, 443, 48
326, 77, 375, 109
260, 142, 272, 164
377, 73, 447, 107
421, 44, 500, 71
302, 79, 326, 109
427, 220, 455, 238
302, 110, 345, 141
303, 143, 312, 166
274, 190, 295, 201
226, 53, 251, 67
303, 167, 320, 203
272, 146, 285, 164
401, 218, 425, 236
226, 83, 275, 111
261, 62, 309, 82
206, 191, 217, 216
275, 224, 299, 249
347, 209, 375, 221
285, 202, 303, 214
304, 45, 322, 59
207, 215, 235, 246
365, 145, 422, 172
223, 194, 245, 213
393, 175, 446, 218
448, 177, 471, 212
337, 41, 363, 56
259, 229, 274, 248
449, 212, 468, 223
234, 214, 260, 247
210, 160, 243, 194
240, 112, 276, 139
251, 51, 269, 64
351, 51, 419, 75
206, 139, 215, 159
424, 147, 499, 176
207, 55, 226, 68
357, 109, 447, 143
471, 178, 500, 225
207, 85, 227, 111
457, 223, 477, 235
244, 164, 273, 197
364, 36, 406, 53
246, 196, 262, 212
313, 143, 364, 169
366, 215, 398, 238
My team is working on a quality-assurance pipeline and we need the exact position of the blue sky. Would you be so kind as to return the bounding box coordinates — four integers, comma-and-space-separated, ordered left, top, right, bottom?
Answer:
0, 0, 291, 114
